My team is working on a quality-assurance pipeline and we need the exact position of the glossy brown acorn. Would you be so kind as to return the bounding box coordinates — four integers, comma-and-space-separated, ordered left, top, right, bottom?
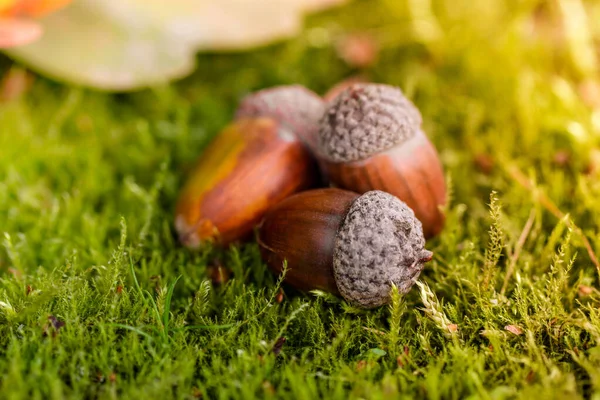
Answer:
317, 83, 446, 238
258, 188, 433, 308
175, 117, 318, 247
175, 85, 326, 247
258, 189, 358, 294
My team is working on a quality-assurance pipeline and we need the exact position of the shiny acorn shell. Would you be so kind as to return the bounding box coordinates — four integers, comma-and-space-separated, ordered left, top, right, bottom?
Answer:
322, 130, 446, 238
175, 117, 318, 247
318, 83, 446, 238
257, 189, 358, 294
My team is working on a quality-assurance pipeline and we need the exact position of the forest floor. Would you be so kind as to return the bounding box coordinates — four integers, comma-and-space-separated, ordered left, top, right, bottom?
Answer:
2, 0, 600, 398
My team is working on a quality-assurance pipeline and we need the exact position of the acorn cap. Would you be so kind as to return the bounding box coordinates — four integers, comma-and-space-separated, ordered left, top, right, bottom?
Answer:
235, 85, 325, 150
333, 190, 432, 308
319, 83, 423, 163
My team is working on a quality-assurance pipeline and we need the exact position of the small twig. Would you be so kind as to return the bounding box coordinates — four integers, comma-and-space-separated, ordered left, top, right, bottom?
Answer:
501, 208, 536, 295
503, 163, 600, 277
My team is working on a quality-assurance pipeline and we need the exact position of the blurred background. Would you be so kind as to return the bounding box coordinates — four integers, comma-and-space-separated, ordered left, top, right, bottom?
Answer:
1, 0, 599, 93
0, 0, 351, 90
3, 0, 600, 226
2, 0, 600, 235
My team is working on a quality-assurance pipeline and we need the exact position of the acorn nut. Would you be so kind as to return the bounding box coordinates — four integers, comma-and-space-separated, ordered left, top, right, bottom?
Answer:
175, 86, 325, 248
235, 84, 326, 154
257, 188, 433, 308
318, 83, 446, 238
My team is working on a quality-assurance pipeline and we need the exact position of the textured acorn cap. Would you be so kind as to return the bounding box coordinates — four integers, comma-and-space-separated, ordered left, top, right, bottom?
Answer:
235, 85, 325, 150
319, 83, 423, 162
332, 190, 432, 308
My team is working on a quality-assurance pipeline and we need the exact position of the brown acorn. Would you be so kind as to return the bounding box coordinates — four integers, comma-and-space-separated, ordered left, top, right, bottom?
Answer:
257, 188, 433, 308
318, 83, 446, 238
235, 84, 325, 154
175, 86, 325, 248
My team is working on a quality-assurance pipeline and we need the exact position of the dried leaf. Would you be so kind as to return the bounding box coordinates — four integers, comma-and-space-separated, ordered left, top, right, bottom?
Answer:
1, 0, 72, 18
504, 324, 523, 336
272, 337, 286, 356
5, 0, 348, 90
336, 33, 379, 68
578, 285, 594, 296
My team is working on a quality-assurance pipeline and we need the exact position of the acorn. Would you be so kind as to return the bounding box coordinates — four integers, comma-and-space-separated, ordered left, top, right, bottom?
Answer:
323, 76, 368, 102
318, 83, 446, 238
175, 86, 325, 248
257, 188, 433, 308
235, 84, 325, 154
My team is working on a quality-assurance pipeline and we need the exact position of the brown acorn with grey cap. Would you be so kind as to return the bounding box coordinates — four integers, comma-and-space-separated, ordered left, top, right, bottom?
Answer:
175, 85, 325, 248
317, 83, 446, 238
257, 188, 433, 308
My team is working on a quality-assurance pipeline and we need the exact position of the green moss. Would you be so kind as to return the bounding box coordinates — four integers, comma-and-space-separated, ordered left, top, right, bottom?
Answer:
2, 0, 600, 398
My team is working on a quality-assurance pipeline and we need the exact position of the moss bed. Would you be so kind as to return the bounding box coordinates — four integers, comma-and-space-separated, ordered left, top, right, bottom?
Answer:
2, 0, 600, 398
